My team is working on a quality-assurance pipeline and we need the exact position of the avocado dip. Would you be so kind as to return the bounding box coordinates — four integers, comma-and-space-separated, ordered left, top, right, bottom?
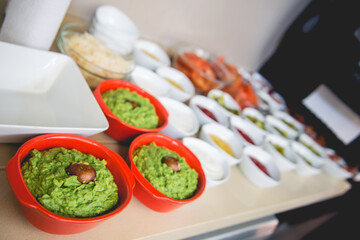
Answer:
21, 147, 118, 218
101, 88, 159, 129
132, 142, 198, 200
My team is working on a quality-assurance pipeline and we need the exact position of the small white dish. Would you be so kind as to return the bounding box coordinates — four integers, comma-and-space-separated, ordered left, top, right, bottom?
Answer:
263, 134, 297, 171
242, 107, 266, 130
90, 5, 139, 56
133, 39, 170, 70
130, 65, 170, 97
94, 5, 139, 37
249, 72, 273, 92
156, 66, 195, 102
272, 110, 305, 134
200, 123, 243, 166
208, 89, 241, 117
0, 41, 109, 143
265, 115, 298, 140
291, 141, 324, 176
182, 137, 231, 188
237, 67, 252, 81
257, 90, 286, 113
298, 133, 326, 158
158, 97, 199, 139
322, 148, 356, 179
239, 145, 281, 188
189, 95, 229, 127
229, 116, 267, 146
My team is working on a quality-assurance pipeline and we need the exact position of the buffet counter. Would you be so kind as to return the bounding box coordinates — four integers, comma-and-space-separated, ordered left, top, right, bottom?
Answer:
0, 14, 352, 240
0, 132, 351, 239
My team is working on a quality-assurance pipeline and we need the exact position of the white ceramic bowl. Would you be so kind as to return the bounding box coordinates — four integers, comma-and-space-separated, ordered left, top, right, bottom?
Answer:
182, 137, 231, 188
189, 95, 229, 127
156, 67, 195, 102
250, 72, 273, 92
298, 133, 326, 158
263, 134, 297, 171
90, 5, 139, 56
158, 97, 199, 139
291, 141, 324, 176
130, 65, 170, 97
94, 5, 139, 36
242, 107, 266, 130
322, 148, 355, 179
133, 39, 170, 70
272, 110, 305, 134
257, 90, 286, 113
239, 145, 281, 188
207, 89, 241, 118
229, 116, 267, 146
200, 123, 243, 166
265, 115, 298, 140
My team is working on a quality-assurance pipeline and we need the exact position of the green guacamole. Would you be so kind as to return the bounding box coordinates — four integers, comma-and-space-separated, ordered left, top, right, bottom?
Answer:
132, 142, 198, 200
21, 147, 119, 218
102, 88, 159, 129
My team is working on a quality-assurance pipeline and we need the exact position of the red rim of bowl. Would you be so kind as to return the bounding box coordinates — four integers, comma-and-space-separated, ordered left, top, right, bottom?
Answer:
6, 133, 135, 223
128, 133, 206, 203
93, 79, 169, 133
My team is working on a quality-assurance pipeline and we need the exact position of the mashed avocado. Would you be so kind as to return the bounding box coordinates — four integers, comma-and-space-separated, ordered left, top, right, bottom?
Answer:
21, 147, 118, 218
132, 142, 198, 200
102, 88, 159, 129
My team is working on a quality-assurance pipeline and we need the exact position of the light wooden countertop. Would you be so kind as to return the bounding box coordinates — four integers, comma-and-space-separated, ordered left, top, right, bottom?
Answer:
0, 132, 351, 240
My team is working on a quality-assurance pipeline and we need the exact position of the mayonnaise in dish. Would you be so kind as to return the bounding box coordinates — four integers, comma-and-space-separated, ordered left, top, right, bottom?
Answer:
186, 144, 224, 181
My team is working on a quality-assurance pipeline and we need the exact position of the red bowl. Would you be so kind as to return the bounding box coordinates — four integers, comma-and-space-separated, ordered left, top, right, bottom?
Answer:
93, 79, 169, 142
128, 133, 206, 212
6, 133, 135, 235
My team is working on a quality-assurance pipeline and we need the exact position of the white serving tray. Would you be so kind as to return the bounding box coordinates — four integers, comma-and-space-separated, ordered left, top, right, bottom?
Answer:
0, 41, 108, 142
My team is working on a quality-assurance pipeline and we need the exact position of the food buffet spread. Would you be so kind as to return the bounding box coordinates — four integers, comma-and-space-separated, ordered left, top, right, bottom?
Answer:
0, 7, 355, 239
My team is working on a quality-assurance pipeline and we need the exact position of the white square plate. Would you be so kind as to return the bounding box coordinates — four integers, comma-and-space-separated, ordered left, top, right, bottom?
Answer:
0, 41, 108, 143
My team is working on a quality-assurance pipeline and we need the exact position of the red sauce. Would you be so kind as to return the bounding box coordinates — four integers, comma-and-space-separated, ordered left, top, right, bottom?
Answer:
197, 105, 217, 122
236, 128, 254, 144
249, 156, 270, 177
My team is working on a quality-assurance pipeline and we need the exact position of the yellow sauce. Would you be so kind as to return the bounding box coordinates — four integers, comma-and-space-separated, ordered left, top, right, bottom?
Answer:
141, 49, 159, 61
165, 77, 184, 91
209, 134, 235, 157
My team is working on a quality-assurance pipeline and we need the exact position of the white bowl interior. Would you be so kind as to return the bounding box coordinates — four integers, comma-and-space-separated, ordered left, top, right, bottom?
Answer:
133, 39, 170, 70
158, 97, 199, 139
273, 110, 305, 133
291, 141, 323, 176
265, 115, 298, 140
182, 137, 231, 188
298, 133, 326, 158
0, 42, 108, 142
264, 134, 297, 171
156, 67, 195, 102
200, 123, 243, 166
190, 95, 229, 127
240, 145, 281, 188
208, 89, 241, 117
130, 66, 170, 97
230, 116, 266, 146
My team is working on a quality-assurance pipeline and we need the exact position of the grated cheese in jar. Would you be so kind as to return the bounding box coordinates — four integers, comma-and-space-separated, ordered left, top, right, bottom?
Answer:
64, 32, 132, 76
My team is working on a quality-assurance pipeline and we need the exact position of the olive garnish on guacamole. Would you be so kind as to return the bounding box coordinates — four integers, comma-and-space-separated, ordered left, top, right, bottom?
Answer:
67, 162, 96, 184
102, 88, 159, 129
21, 147, 118, 218
133, 142, 198, 200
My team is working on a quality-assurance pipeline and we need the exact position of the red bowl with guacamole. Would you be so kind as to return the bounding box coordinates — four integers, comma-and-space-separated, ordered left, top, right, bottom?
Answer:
128, 133, 206, 212
6, 133, 135, 235
94, 79, 169, 142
